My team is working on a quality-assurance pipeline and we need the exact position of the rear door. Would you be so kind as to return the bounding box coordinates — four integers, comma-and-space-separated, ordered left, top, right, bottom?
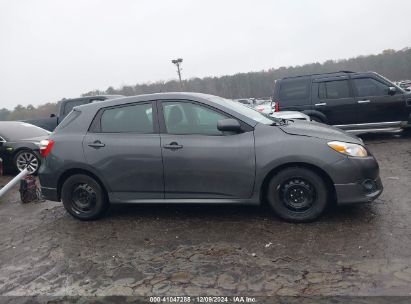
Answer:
311, 76, 358, 125
83, 101, 164, 201
158, 100, 255, 199
351, 75, 407, 123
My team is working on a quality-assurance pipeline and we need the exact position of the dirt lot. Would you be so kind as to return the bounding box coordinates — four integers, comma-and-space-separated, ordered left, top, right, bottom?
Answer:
0, 132, 410, 299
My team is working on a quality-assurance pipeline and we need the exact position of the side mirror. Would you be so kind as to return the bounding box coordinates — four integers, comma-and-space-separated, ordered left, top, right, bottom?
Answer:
388, 87, 397, 95
217, 119, 241, 133
50, 113, 56, 118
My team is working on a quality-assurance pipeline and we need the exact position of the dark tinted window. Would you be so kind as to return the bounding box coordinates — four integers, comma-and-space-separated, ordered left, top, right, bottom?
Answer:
353, 78, 389, 97
279, 78, 310, 100
318, 80, 350, 99
163, 102, 228, 135
63, 100, 88, 116
101, 103, 153, 133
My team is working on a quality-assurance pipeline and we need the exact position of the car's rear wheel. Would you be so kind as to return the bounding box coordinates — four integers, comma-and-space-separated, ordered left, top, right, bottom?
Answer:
61, 174, 108, 220
267, 167, 328, 222
14, 150, 40, 174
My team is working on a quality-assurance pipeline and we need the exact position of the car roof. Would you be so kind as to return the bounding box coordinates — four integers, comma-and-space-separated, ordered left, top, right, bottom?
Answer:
60, 95, 123, 102
72, 92, 259, 127
0, 121, 50, 141
75, 92, 221, 110
279, 71, 355, 80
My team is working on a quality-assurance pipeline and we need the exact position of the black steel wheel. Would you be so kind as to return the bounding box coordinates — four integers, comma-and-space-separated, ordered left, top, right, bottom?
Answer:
61, 174, 108, 220
267, 167, 328, 222
280, 178, 316, 212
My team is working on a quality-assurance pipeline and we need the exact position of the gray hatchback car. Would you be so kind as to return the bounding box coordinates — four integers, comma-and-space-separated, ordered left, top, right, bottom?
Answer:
38, 93, 382, 222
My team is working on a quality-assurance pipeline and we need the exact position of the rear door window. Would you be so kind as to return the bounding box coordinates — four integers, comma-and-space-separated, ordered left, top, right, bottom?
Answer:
318, 80, 351, 99
100, 103, 153, 133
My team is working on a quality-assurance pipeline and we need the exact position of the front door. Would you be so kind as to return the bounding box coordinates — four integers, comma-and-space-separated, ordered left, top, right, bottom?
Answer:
158, 100, 255, 199
351, 76, 408, 123
83, 101, 164, 201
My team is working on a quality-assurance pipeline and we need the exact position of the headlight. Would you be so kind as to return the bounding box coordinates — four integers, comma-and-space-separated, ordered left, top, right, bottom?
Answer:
327, 141, 368, 157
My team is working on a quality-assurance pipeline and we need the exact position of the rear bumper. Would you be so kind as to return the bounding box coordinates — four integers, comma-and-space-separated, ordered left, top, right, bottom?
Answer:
41, 186, 59, 202
335, 177, 383, 204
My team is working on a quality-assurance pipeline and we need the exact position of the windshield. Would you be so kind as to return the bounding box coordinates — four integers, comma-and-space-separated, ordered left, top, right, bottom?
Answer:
207, 96, 281, 125
376, 73, 405, 93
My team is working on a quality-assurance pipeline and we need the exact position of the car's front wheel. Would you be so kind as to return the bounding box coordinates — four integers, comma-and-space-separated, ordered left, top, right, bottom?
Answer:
267, 167, 328, 222
61, 174, 108, 220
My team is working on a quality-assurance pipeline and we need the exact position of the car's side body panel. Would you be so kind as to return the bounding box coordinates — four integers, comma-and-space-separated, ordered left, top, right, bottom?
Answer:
39, 93, 382, 208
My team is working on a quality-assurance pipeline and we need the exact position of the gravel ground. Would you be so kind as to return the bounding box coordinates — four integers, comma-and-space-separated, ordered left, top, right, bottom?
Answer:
0, 131, 410, 299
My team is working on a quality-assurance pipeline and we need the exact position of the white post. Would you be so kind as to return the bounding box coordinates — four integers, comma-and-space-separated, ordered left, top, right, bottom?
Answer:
0, 168, 29, 198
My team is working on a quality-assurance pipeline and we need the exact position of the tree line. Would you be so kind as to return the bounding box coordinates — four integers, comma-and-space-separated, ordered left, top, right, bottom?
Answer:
2, 47, 411, 121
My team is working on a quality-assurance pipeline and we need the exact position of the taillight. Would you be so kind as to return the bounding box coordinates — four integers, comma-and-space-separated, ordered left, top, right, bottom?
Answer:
39, 139, 54, 157
272, 101, 279, 112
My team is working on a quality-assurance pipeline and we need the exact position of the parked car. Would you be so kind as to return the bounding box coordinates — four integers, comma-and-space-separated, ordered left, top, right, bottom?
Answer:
397, 80, 411, 91
0, 121, 50, 174
25, 95, 123, 131
254, 100, 274, 114
273, 71, 411, 133
236, 98, 309, 121
39, 93, 382, 222
234, 98, 255, 107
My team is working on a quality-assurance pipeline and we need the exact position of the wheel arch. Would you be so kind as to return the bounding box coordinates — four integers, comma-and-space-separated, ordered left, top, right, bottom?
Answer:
57, 168, 108, 201
12, 147, 35, 158
302, 110, 327, 123
259, 162, 336, 205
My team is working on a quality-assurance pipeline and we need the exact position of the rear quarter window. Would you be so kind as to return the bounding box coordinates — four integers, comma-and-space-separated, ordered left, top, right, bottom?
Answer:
55, 110, 81, 131
279, 78, 310, 102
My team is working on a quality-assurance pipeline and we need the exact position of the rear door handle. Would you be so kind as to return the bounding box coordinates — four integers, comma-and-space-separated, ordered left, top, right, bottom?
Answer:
163, 142, 183, 150
358, 100, 371, 104
315, 103, 327, 106
88, 140, 105, 148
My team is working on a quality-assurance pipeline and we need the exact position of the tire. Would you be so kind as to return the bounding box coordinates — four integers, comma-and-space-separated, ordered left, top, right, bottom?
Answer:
310, 116, 324, 123
14, 150, 40, 174
61, 174, 108, 220
267, 167, 328, 222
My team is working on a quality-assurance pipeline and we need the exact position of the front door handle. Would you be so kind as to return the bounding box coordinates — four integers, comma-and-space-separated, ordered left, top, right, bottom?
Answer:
88, 140, 105, 148
357, 99, 371, 104
163, 142, 183, 150
315, 103, 327, 106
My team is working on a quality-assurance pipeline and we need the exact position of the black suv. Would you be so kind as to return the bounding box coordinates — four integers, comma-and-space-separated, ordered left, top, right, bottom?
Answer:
273, 71, 411, 132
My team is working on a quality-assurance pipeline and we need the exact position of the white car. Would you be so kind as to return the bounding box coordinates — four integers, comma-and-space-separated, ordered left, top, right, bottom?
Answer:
254, 102, 274, 114
234, 99, 310, 121
271, 111, 310, 121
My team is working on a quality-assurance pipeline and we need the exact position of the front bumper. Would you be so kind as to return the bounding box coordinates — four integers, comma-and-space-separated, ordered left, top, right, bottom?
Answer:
335, 177, 383, 204
326, 152, 383, 204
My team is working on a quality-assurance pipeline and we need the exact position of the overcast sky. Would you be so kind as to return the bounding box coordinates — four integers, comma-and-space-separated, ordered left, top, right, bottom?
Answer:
1, 0, 411, 109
